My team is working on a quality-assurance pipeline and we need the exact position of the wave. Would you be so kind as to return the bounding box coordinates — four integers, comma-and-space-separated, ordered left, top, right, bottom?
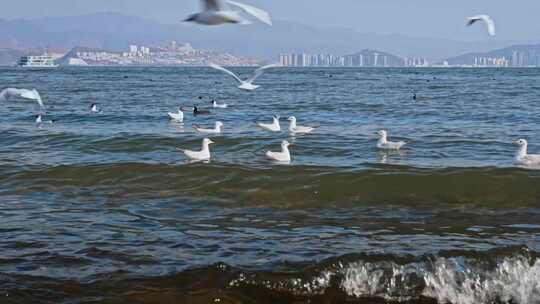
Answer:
0, 247, 537, 303
0, 163, 539, 208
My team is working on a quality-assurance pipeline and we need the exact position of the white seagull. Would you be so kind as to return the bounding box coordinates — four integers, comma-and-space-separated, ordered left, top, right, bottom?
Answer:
0, 88, 44, 108
35, 114, 54, 125
376, 130, 407, 150
466, 15, 496, 36
288, 116, 316, 134
168, 107, 184, 122
266, 140, 291, 163
179, 138, 214, 161
184, 0, 272, 26
257, 115, 280, 132
90, 103, 102, 113
513, 139, 540, 166
194, 121, 223, 134
212, 100, 228, 108
209, 63, 277, 91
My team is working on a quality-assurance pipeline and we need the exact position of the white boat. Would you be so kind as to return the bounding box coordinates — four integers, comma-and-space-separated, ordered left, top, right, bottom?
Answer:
17, 54, 59, 68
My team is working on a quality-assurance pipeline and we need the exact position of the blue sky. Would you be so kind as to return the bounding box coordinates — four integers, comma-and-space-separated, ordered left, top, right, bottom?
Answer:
2, 0, 540, 41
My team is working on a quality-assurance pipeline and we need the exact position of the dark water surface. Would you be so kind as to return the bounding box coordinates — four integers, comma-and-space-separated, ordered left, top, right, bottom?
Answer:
0, 67, 539, 303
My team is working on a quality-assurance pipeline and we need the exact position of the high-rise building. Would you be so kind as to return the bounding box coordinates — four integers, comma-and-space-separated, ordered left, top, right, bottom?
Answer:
129, 45, 138, 53
300, 53, 308, 67
512, 51, 519, 67
170, 40, 177, 51
141, 47, 150, 55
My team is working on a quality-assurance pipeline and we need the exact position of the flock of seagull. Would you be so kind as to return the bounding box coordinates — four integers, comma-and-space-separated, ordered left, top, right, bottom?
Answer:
1, 1, 539, 166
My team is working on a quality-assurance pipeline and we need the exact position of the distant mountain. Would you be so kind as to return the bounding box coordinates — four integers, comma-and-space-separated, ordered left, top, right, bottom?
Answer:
445, 44, 540, 66
0, 12, 527, 62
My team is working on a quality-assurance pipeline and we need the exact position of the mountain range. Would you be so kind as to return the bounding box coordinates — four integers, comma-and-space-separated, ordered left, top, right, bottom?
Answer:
0, 12, 529, 63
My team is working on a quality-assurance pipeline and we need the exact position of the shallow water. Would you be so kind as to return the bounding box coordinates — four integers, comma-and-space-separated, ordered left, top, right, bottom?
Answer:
0, 67, 539, 303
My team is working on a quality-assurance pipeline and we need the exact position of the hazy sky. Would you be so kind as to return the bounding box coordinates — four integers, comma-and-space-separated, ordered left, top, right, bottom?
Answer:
2, 0, 540, 41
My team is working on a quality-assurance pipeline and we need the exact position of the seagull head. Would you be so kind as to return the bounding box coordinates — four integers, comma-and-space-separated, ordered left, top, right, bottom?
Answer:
513, 139, 528, 147
287, 116, 296, 123
216, 121, 224, 128
376, 130, 388, 138
282, 140, 291, 148
203, 138, 215, 145
273, 115, 280, 121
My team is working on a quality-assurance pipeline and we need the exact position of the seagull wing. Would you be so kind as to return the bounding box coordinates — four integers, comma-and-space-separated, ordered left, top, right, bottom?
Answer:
20, 89, 44, 108
0, 88, 20, 101
203, 0, 224, 11
32, 89, 44, 108
0, 88, 8, 101
467, 15, 495, 36
226, 0, 272, 25
209, 63, 244, 83
246, 64, 278, 83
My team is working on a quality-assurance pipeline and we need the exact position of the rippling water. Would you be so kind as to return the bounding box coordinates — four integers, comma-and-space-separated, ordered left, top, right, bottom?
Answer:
0, 67, 539, 303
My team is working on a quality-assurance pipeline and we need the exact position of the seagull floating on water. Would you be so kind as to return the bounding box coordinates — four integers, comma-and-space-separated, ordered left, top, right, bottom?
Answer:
376, 130, 407, 150
0, 88, 44, 108
266, 140, 291, 163
194, 121, 223, 134
513, 139, 540, 166
35, 114, 54, 125
90, 103, 102, 113
257, 115, 280, 132
466, 15, 496, 36
212, 100, 228, 108
288, 116, 316, 134
209, 63, 277, 91
168, 108, 184, 122
183, 106, 211, 115
179, 138, 214, 161
184, 0, 272, 26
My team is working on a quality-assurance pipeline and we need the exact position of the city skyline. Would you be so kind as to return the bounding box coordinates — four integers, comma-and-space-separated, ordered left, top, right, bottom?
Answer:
56, 40, 258, 67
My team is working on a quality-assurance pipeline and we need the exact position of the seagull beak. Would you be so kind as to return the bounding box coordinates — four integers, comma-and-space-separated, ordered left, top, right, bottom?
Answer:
183, 15, 195, 22
512, 140, 519, 145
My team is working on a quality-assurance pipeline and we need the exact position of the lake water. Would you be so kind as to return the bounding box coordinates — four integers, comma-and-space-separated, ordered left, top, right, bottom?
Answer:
0, 67, 539, 303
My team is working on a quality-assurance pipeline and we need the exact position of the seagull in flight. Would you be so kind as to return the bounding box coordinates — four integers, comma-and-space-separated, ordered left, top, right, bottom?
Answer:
184, 0, 272, 26
0, 88, 44, 108
466, 15, 496, 36
210, 63, 278, 91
